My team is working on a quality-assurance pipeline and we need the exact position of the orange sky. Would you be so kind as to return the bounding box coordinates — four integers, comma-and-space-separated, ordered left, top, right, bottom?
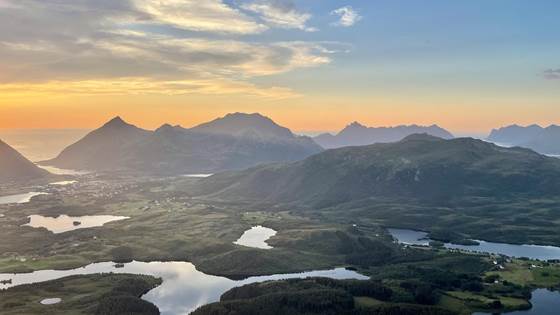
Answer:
1, 1, 560, 135
1, 92, 559, 135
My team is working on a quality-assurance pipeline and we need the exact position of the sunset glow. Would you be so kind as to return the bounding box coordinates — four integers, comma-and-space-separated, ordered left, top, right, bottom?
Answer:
1, 1, 559, 133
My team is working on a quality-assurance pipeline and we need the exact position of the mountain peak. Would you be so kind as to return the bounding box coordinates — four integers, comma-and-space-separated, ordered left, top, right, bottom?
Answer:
103, 116, 130, 128
191, 112, 294, 139
347, 121, 366, 129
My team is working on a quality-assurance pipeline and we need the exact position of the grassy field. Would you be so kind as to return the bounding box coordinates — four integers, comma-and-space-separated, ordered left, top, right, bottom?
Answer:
487, 259, 560, 289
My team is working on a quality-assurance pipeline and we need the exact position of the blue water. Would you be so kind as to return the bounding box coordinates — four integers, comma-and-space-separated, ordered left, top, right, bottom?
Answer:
388, 228, 560, 260
0, 261, 368, 315
473, 289, 560, 315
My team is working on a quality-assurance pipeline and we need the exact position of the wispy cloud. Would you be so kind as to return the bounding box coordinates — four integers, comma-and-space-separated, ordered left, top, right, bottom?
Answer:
331, 6, 362, 27
241, 0, 316, 32
133, 0, 268, 34
543, 69, 560, 80
0, 0, 340, 99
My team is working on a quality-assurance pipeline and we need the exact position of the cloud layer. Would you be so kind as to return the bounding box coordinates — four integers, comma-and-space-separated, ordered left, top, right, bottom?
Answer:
241, 0, 316, 32
0, 0, 343, 98
331, 6, 362, 27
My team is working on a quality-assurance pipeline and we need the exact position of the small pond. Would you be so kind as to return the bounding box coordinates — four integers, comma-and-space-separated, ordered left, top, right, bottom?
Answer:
23, 215, 130, 233
388, 228, 560, 260
234, 226, 277, 249
0, 261, 368, 315
182, 174, 214, 178
0, 192, 48, 205
40, 298, 62, 305
49, 180, 77, 186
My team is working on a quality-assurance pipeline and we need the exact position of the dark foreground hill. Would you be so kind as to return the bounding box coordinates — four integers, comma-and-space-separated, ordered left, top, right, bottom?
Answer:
0, 139, 48, 183
42, 113, 323, 175
196, 134, 560, 205
488, 124, 560, 155
314, 122, 453, 149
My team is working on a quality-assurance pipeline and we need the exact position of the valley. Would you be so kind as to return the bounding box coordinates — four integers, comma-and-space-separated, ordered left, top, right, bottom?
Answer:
1, 167, 559, 315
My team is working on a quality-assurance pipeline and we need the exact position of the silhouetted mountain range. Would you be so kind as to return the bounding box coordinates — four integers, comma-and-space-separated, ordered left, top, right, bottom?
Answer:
313, 122, 454, 149
0, 139, 48, 182
195, 134, 560, 206
42, 113, 323, 175
488, 124, 560, 155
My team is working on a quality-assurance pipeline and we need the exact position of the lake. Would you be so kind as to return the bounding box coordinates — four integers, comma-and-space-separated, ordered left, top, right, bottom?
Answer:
234, 226, 277, 249
0, 261, 368, 315
182, 174, 214, 178
474, 289, 560, 315
23, 215, 130, 233
49, 180, 78, 186
388, 228, 560, 260
0, 192, 48, 205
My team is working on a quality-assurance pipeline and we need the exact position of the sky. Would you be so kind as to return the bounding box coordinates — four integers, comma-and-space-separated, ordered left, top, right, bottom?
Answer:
0, 0, 559, 134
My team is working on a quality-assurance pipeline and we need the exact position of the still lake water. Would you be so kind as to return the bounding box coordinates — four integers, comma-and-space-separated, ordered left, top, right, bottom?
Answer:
0, 261, 368, 315
23, 215, 130, 233
389, 229, 560, 314
234, 226, 277, 249
40, 298, 62, 305
473, 289, 560, 315
182, 174, 214, 178
49, 180, 78, 186
388, 228, 560, 260
0, 192, 48, 205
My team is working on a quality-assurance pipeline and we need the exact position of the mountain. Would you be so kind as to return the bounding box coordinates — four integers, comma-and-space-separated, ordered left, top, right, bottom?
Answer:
523, 125, 560, 155
190, 112, 294, 139
487, 124, 560, 155
41, 116, 151, 171
0, 139, 48, 182
313, 122, 454, 149
487, 124, 543, 145
42, 114, 323, 174
194, 134, 560, 205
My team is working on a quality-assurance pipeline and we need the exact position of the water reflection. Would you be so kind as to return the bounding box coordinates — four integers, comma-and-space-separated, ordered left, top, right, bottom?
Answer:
0, 192, 48, 205
23, 215, 129, 233
182, 174, 214, 178
40, 298, 62, 305
49, 180, 77, 186
474, 289, 560, 315
234, 226, 277, 249
0, 261, 368, 315
389, 228, 560, 260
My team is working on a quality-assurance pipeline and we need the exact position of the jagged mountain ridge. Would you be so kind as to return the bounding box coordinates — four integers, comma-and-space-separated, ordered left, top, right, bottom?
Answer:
42, 113, 323, 174
314, 122, 454, 149
488, 124, 560, 155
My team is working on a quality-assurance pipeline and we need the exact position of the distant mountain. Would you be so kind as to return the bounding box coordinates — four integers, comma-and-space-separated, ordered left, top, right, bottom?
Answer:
41, 117, 151, 171
0, 139, 48, 182
191, 112, 294, 139
313, 122, 454, 149
42, 114, 323, 175
488, 124, 560, 155
194, 134, 560, 205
